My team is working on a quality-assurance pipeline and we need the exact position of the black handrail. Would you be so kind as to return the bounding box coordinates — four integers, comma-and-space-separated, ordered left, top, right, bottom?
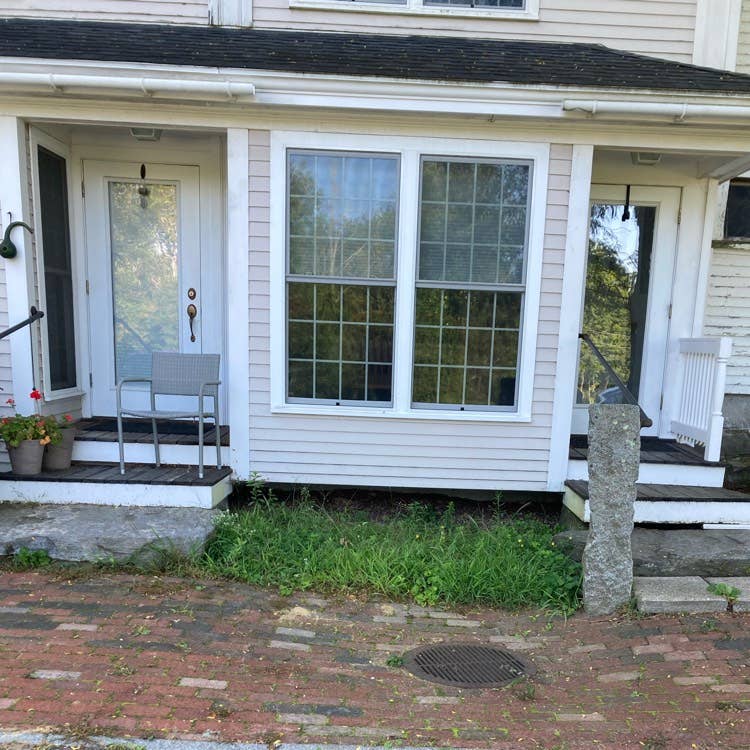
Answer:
0, 306, 44, 342
579, 332, 653, 428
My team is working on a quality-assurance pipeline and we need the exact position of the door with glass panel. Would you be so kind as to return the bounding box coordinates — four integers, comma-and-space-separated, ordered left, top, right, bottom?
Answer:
572, 185, 680, 436
84, 161, 201, 416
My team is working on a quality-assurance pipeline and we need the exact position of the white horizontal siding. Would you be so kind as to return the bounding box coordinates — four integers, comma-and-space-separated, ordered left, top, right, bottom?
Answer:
253, 0, 697, 62
704, 245, 750, 394
0, 258, 12, 469
737, 0, 750, 73
0, 0, 208, 25
246, 133, 572, 490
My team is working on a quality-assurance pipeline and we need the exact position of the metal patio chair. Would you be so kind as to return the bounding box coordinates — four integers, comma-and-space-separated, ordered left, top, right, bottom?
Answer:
117, 351, 222, 479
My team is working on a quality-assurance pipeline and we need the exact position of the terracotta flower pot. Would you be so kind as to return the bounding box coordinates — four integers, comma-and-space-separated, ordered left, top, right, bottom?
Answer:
43, 428, 76, 471
7, 439, 45, 476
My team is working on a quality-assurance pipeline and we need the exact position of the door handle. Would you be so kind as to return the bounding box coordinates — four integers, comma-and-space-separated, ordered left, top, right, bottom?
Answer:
187, 303, 197, 342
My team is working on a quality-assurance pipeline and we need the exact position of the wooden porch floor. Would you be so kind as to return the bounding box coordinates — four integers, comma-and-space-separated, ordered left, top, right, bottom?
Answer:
0, 461, 232, 486
569, 435, 719, 467
77, 417, 230, 447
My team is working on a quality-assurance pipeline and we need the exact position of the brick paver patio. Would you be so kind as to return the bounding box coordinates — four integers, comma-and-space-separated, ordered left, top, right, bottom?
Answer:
0, 570, 749, 749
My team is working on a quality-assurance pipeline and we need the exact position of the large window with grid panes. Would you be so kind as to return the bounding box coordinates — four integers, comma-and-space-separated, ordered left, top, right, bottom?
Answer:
274, 133, 545, 420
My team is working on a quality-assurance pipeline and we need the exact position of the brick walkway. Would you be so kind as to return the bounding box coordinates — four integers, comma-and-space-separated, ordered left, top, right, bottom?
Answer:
0, 571, 749, 749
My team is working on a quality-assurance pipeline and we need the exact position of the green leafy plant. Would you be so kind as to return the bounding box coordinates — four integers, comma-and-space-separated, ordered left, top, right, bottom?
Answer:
13, 546, 51, 570
386, 654, 405, 668
199, 493, 582, 613
0, 394, 60, 448
708, 582, 742, 613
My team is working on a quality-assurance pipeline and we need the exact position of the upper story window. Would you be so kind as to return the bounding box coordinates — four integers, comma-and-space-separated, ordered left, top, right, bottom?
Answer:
290, 0, 536, 18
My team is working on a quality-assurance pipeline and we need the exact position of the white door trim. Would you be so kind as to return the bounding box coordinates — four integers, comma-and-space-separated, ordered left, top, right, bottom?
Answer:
571, 185, 681, 437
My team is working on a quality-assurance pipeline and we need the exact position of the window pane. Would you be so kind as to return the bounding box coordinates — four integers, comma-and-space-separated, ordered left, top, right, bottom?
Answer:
725, 180, 750, 238
418, 158, 530, 285
288, 151, 398, 280
412, 289, 521, 407
287, 282, 394, 403
109, 181, 178, 382
37, 147, 76, 391
424, 0, 523, 6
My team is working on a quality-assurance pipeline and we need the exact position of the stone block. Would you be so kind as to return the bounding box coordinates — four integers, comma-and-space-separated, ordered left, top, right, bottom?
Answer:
582, 404, 640, 615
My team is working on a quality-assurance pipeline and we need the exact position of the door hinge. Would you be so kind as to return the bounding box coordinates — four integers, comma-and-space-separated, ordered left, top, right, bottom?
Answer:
89, 373, 93, 387
677, 208, 681, 225
85, 279, 90, 295
81, 181, 85, 198
668, 303, 672, 319
660, 394, 664, 410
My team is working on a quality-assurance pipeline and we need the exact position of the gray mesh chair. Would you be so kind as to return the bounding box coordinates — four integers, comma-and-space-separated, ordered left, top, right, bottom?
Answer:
116, 352, 221, 479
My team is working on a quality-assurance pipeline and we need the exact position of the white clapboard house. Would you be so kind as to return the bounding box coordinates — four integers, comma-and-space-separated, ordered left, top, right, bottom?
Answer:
1, 0, 750, 523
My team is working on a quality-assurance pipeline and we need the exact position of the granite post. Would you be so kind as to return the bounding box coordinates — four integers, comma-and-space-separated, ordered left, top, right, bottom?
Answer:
582, 403, 640, 615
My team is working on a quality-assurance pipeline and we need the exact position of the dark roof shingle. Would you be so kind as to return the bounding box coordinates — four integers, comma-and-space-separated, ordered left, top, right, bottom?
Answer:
3, 18, 750, 95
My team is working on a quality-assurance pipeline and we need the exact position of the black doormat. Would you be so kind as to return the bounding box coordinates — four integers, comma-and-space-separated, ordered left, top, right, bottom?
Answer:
81, 418, 208, 436
402, 642, 535, 689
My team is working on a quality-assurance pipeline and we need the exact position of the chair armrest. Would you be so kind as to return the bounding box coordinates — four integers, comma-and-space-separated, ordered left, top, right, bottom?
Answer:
116, 378, 153, 411
198, 380, 222, 398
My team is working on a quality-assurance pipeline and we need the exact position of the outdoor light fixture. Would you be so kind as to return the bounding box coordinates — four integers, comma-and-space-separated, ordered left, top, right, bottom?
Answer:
138, 163, 150, 209
0, 220, 33, 259
631, 151, 662, 166
622, 184, 631, 222
130, 127, 162, 142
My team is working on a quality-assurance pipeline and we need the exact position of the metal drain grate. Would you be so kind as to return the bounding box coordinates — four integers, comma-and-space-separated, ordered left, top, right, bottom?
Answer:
403, 642, 535, 689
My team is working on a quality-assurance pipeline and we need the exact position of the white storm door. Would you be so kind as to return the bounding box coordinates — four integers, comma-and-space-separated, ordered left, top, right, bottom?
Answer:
572, 185, 680, 437
84, 161, 202, 416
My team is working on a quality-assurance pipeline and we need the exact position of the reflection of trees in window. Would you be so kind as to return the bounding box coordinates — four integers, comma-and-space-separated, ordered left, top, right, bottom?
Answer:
286, 151, 398, 404
578, 204, 654, 405
109, 182, 178, 380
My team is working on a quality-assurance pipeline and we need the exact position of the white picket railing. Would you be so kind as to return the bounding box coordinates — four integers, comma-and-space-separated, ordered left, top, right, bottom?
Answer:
670, 336, 732, 462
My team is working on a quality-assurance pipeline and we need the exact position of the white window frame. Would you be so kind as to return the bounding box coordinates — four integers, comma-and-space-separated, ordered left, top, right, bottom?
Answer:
289, 0, 538, 19
28, 127, 84, 402
270, 130, 549, 423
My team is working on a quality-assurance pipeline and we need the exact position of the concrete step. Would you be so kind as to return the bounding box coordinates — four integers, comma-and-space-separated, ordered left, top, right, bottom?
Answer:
634, 576, 750, 614
564, 480, 750, 525
555, 527, 750, 577
0, 502, 220, 562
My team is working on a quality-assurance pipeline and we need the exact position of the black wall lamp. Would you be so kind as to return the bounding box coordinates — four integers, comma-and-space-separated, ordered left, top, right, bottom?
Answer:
0, 220, 33, 259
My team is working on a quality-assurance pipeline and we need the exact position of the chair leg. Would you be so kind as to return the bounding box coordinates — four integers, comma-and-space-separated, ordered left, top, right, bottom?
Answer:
198, 414, 204, 480
117, 412, 125, 475
152, 418, 161, 468
215, 414, 222, 469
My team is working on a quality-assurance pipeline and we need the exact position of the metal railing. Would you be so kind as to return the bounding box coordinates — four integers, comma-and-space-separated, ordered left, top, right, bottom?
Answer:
0, 306, 44, 342
579, 332, 653, 429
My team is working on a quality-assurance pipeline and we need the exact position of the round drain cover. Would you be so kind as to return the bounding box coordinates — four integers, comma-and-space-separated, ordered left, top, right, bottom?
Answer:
403, 642, 535, 689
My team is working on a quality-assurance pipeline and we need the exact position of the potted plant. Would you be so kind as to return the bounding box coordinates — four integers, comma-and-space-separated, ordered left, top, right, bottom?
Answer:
42, 413, 76, 471
0, 391, 57, 475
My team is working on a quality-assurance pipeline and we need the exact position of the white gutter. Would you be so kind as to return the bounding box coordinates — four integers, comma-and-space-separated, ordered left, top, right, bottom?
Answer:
0, 72, 255, 102
563, 99, 750, 121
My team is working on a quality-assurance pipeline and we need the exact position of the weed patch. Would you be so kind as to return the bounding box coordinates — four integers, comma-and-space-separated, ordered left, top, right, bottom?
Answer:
199, 488, 582, 613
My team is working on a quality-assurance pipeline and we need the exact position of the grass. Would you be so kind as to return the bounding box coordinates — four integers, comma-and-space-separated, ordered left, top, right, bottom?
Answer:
199, 486, 582, 614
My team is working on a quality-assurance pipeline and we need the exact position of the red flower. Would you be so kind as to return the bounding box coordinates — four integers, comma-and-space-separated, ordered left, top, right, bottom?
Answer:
64, 414, 73, 422
29, 389, 42, 401
5, 398, 14, 406
1, 418, 7, 425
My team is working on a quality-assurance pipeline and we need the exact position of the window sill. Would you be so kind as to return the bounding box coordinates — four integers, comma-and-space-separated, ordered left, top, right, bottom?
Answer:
271, 403, 532, 422
288, 0, 539, 20
43, 388, 84, 403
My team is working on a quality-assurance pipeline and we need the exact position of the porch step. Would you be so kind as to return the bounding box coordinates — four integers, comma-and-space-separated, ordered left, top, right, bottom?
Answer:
0, 462, 233, 509
567, 436, 725, 487
72, 418, 231, 468
564, 480, 750, 525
